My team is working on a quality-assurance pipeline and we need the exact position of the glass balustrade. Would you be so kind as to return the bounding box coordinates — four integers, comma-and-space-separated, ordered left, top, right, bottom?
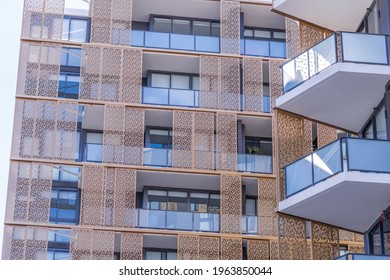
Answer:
237, 154, 273, 174
143, 148, 172, 167
142, 87, 199, 108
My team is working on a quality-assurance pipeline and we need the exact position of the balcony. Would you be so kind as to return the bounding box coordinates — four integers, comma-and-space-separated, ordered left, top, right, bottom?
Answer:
132, 30, 220, 53
272, 0, 373, 32
279, 138, 390, 232
276, 32, 390, 132
242, 215, 258, 235
336, 254, 390, 260
142, 87, 199, 108
241, 39, 286, 58
136, 209, 219, 232
237, 154, 273, 174
143, 148, 172, 167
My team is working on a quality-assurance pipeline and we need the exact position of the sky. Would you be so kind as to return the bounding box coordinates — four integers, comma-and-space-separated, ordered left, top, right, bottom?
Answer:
0, 0, 23, 253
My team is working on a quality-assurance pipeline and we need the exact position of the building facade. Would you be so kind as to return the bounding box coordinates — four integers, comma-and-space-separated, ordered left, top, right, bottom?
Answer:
2, 0, 374, 260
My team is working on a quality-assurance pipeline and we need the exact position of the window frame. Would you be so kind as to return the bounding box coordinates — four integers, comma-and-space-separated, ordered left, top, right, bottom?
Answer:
243, 26, 286, 42
62, 15, 91, 43
50, 185, 81, 225
147, 70, 199, 90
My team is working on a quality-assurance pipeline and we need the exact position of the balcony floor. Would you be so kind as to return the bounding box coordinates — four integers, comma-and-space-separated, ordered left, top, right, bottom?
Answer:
276, 63, 390, 133
279, 170, 390, 233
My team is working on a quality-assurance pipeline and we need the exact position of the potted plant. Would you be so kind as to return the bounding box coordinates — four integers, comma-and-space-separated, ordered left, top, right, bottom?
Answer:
247, 146, 261, 155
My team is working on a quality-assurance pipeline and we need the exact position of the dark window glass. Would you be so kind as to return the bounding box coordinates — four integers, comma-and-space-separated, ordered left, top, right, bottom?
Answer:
147, 190, 167, 210
61, 48, 81, 67
154, 18, 172, 33
190, 193, 209, 212
50, 188, 80, 224
211, 22, 220, 37
149, 129, 172, 149
383, 213, 390, 255
193, 21, 211, 36
48, 249, 70, 260
62, 18, 88, 42
59, 73, 80, 99
167, 191, 187, 211
370, 224, 382, 254
172, 19, 191, 34
145, 250, 177, 260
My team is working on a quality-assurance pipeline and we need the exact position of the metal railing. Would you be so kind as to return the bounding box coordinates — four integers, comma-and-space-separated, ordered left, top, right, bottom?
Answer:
285, 138, 390, 198
282, 32, 389, 93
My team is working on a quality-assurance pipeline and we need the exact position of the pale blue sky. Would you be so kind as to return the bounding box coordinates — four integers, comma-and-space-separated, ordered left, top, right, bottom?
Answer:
0, 0, 23, 253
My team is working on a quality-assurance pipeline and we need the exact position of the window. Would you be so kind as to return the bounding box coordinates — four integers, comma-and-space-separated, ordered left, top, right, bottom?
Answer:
245, 137, 273, 156
145, 250, 177, 260
152, 16, 220, 37
61, 47, 81, 67
244, 27, 285, 41
85, 132, 103, 162
362, 102, 387, 140
48, 249, 70, 260
148, 128, 172, 149
59, 73, 80, 99
146, 188, 220, 213
368, 211, 390, 256
48, 230, 70, 260
150, 72, 199, 90
245, 198, 257, 216
62, 17, 89, 42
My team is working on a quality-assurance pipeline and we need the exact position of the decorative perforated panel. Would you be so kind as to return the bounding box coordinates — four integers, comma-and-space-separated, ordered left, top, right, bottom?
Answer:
17, 42, 62, 97
103, 105, 125, 164
199, 237, 220, 260
216, 113, 237, 171
22, 0, 64, 40
80, 45, 142, 103
5, 162, 53, 224
247, 240, 269, 260
269, 60, 284, 113
91, 0, 112, 44
270, 240, 278, 260
303, 120, 313, 154
221, 237, 242, 260
114, 168, 136, 228
200, 56, 220, 109
348, 245, 364, 254
317, 124, 338, 148
258, 178, 277, 237
300, 23, 324, 52
92, 230, 115, 260
121, 233, 143, 260
311, 221, 339, 260
220, 58, 240, 111
220, 1, 240, 54
12, 99, 78, 160
339, 229, 354, 242
70, 229, 92, 260
173, 111, 194, 169
91, 0, 133, 45
276, 110, 305, 200
178, 235, 199, 260
194, 112, 215, 170
220, 174, 241, 234
103, 106, 144, 165
278, 214, 307, 260
2, 226, 48, 260
243, 58, 263, 112
286, 18, 301, 59
80, 166, 105, 226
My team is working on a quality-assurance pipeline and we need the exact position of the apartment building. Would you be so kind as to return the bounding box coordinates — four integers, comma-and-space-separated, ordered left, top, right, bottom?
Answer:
1, 0, 370, 260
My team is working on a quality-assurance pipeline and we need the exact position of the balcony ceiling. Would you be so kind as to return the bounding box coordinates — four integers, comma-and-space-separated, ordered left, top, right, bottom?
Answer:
273, 0, 372, 31
279, 171, 390, 233
276, 63, 390, 133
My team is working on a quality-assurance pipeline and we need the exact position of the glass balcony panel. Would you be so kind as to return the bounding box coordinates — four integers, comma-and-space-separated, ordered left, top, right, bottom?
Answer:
169, 89, 197, 107
170, 34, 195, 50
285, 154, 313, 197
166, 211, 193, 230
131, 30, 144, 46
195, 36, 220, 52
138, 209, 166, 229
237, 154, 273, 174
263, 95, 270, 113
313, 141, 342, 183
310, 34, 337, 73
242, 216, 247, 234
142, 87, 169, 105
85, 143, 102, 162
244, 39, 269, 56
342, 33, 388, 64
270, 41, 286, 58
193, 213, 219, 232
143, 148, 172, 167
347, 138, 390, 173
145, 31, 170, 49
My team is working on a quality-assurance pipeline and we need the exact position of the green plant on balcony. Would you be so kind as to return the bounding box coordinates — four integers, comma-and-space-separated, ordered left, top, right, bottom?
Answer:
247, 146, 261, 155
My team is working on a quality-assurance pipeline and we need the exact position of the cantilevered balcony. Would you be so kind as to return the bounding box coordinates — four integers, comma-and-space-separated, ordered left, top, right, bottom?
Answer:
277, 32, 390, 133
336, 254, 390, 260
272, 0, 373, 32
279, 138, 390, 233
